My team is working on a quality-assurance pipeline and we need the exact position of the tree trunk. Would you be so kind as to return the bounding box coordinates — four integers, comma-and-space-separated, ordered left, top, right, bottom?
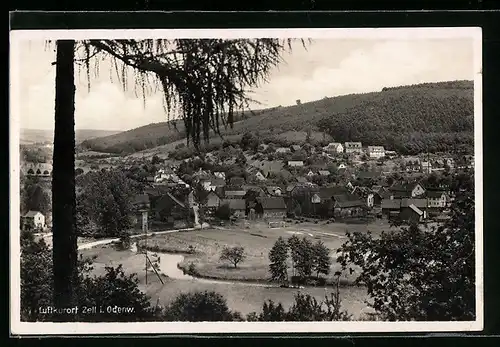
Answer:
52, 40, 77, 317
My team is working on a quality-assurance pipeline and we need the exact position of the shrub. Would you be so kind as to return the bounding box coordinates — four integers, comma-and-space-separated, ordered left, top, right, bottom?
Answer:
163, 291, 241, 321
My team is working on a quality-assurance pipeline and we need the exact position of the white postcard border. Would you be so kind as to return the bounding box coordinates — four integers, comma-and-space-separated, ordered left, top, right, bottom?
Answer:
10, 27, 483, 335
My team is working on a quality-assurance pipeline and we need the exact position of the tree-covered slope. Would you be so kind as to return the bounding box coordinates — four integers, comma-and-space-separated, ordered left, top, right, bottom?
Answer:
317, 80, 474, 154
81, 80, 474, 155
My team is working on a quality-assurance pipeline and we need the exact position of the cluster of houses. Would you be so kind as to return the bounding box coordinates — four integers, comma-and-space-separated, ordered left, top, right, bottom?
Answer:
131, 156, 454, 230
321, 141, 396, 159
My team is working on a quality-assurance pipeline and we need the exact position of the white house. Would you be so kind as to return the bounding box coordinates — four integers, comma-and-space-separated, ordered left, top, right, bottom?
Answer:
276, 147, 291, 154
22, 211, 45, 231
344, 142, 363, 154
367, 146, 385, 159
337, 163, 347, 170
426, 190, 448, 209
306, 170, 315, 177
421, 161, 432, 174
288, 160, 304, 167
323, 142, 344, 154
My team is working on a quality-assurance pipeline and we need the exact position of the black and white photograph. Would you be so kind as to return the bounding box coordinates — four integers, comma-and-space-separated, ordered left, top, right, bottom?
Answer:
10, 28, 483, 335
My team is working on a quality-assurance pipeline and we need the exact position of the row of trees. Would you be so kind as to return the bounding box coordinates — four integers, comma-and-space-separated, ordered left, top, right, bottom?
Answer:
269, 236, 331, 285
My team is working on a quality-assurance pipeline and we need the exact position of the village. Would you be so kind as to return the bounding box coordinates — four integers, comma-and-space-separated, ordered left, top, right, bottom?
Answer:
20, 137, 474, 234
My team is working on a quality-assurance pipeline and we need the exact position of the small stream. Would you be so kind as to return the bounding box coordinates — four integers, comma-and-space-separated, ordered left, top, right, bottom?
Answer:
130, 243, 281, 287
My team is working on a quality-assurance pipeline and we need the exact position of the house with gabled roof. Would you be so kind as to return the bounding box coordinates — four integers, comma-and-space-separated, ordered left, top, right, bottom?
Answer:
220, 199, 246, 218
153, 191, 188, 224
351, 186, 374, 208
367, 146, 385, 159
21, 211, 45, 231
425, 189, 449, 209
255, 197, 287, 219
318, 170, 331, 176
344, 142, 363, 154
265, 186, 284, 197
323, 142, 344, 154
389, 182, 426, 199
381, 198, 428, 221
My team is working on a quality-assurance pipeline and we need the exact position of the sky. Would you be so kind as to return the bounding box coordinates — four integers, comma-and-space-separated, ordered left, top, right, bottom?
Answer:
17, 37, 475, 131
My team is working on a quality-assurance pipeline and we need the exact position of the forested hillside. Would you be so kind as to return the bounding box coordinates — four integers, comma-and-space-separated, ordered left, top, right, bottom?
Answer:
81, 80, 474, 155
317, 80, 474, 154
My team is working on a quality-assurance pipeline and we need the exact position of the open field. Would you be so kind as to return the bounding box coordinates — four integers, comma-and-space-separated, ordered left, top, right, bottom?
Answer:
79, 244, 373, 318
136, 220, 395, 284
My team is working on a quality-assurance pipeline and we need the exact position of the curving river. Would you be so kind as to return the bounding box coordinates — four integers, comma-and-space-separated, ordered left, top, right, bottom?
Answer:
131, 243, 297, 288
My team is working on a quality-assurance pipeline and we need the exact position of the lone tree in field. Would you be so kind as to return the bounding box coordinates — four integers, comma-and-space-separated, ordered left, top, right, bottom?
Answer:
268, 237, 289, 283
49, 38, 307, 311
312, 240, 331, 279
219, 246, 246, 268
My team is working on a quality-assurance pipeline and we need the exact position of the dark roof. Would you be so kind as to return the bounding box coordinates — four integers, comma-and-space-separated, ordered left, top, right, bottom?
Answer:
257, 197, 287, 210
319, 186, 350, 200
381, 198, 428, 209
154, 192, 187, 212
212, 178, 226, 187
24, 210, 43, 218
401, 198, 428, 209
333, 194, 364, 208
133, 194, 150, 206
243, 185, 266, 196
425, 190, 447, 198
381, 199, 400, 209
229, 177, 245, 185
221, 199, 246, 210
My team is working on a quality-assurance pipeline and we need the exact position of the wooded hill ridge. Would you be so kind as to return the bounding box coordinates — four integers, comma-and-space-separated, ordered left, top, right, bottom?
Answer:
81, 80, 474, 156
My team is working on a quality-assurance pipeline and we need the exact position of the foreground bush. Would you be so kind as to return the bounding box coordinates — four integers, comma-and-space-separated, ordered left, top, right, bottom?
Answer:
163, 291, 242, 321
21, 231, 159, 322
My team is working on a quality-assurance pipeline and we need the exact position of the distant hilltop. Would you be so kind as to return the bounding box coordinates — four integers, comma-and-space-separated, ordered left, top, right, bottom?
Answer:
75, 80, 473, 156
20, 129, 121, 145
